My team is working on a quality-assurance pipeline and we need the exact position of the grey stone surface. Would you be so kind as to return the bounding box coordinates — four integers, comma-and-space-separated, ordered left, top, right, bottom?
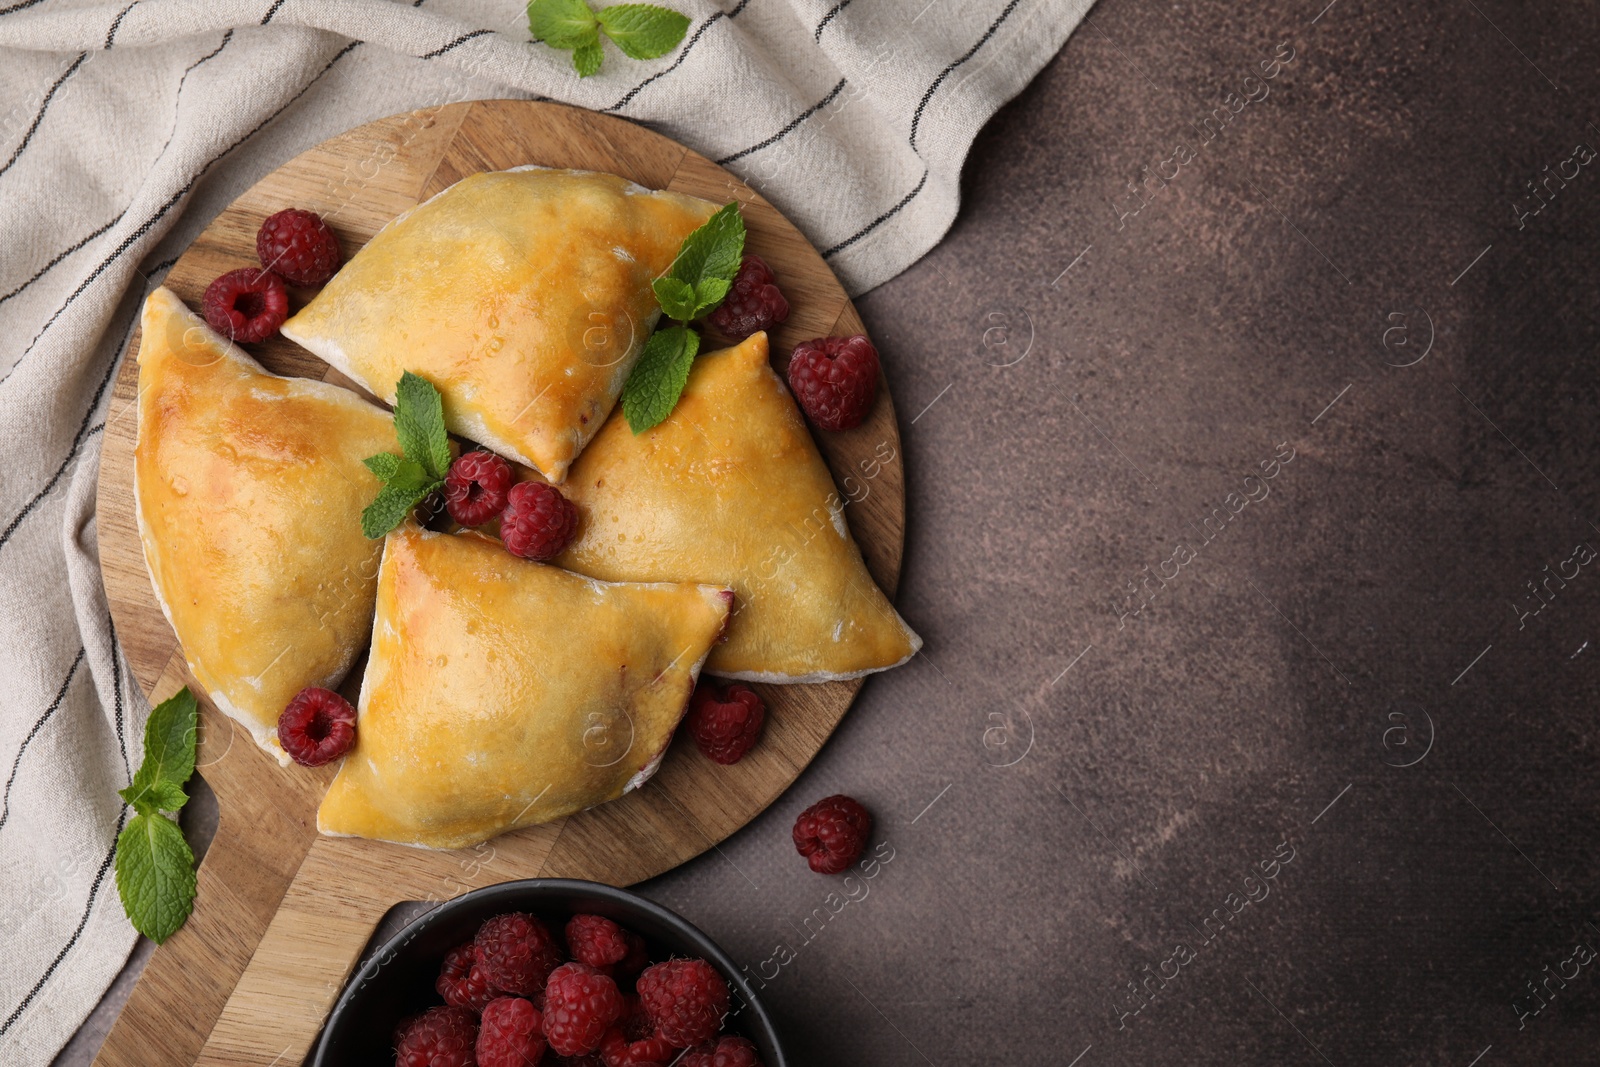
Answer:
57, 0, 1600, 1063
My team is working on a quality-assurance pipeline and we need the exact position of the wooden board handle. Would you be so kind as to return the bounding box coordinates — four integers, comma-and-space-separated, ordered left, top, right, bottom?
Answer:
93, 806, 313, 1067
193, 828, 563, 1067
192, 839, 392, 1067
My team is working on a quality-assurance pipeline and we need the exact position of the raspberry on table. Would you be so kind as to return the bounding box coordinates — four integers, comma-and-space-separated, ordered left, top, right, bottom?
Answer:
542, 962, 624, 1057
476, 912, 566, 997
437, 941, 502, 1014
395, 1005, 479, 1067
276, 686, 356, 767
256, 207, 343, 287
566, 914, 631, 970
786, 334, 880, 431
446, 451, 516, 527
500, 481, 579, 561
792, 794, 871, 875
705, 255, 789, 340
202, 267, 288, 344
679, 1036, 764, 1067
635, 958, 729, 1048
685, 682, 765, 765
477, 996, 546, 1067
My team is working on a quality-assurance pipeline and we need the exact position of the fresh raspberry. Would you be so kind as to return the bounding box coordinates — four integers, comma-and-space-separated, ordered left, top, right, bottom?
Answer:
202, 267, 288, 344
477, 996, 546, 1067
256, 207, 343, 287
685, 682, 765, 765
614, 932, 649, 980
596, 996, 673, 1067
476, 913, 566, 998
438, 941, 502, 1013
598, 1026, 674, 1067
635, 959, 728, 1048
705, 255, 789, 340
791, 794, 871, 875
786, 334, 880, 431
395, 1005, 479, 1067
566, 915, 631, 970
542, 963, 624, 1057
276, 686, 356, 767
500, 482, 579, 561
679, 1036, 763, 1067
446, 451, 515, 527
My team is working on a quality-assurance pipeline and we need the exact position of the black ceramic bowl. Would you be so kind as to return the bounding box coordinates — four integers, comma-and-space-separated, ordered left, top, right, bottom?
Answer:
311, 878, 786, 1067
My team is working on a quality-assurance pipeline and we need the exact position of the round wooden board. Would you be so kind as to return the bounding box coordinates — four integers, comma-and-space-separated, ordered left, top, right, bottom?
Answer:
92, 100, 905, 1067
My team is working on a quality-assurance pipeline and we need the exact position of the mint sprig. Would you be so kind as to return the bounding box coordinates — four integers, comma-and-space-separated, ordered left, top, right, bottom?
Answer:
115, 687, 199, 944
622, 202, 746, 432
528, 0, 689, 77
362, 371, 451, 539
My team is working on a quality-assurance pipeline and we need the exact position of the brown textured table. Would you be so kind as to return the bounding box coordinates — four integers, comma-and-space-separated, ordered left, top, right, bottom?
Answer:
62, 0, 1600, 1063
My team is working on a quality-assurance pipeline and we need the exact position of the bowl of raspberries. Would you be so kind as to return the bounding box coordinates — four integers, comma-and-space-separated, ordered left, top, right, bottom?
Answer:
312, 879, 783, 1067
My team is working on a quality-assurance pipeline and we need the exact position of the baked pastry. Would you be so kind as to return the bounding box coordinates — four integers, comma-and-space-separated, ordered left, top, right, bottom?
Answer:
556, 332, 920, 682
280, 167, 717, 483
133, 287, 398, 761
318, 524, 732, 849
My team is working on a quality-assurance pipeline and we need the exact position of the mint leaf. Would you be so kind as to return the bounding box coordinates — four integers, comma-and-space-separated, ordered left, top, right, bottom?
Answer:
133, 694, 197, 799
596, 4, 690, 60
388, 457, 435, 493
120, 775, 188, 814
115, 687, 199, 943
573, 36, 604, 76
663, 202, 745, 312
362, 483, 431, 539
394, 371, 451, 481
362, 373, 449, 538
692, 275, 732, 317
529, 0, 600, 47
623, 325, 699, 432
115, 812, 197, 944
363, 453, 401, 481
651, 276, 697, 322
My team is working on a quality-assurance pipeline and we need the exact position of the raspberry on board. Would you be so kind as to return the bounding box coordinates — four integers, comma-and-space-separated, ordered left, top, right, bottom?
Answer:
679, 1036, 764, 1067
201, 267, 288, 344
437, 941, 502, 1014
785, 334, 880, 432
705, 255, 789, 340
542, 962, 624, 1057
791, 794, 872, 875
446, 451, 516, 527
635, 958, 729, 1048
256, 207, 343, 288
501, 481, 579, 561
566, 914, 632, 970
276, 686, 356, 767
477, 996, 546, 1067
395, 1005, 479, 1067
475, 912, 566, 997
685, 682, 765, 765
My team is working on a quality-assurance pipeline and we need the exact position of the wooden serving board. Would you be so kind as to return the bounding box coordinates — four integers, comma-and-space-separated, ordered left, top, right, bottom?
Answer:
92, 100, 905, 1067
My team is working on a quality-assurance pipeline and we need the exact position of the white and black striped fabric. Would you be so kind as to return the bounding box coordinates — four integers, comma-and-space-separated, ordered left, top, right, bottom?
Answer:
0, 0, 1089, 1059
